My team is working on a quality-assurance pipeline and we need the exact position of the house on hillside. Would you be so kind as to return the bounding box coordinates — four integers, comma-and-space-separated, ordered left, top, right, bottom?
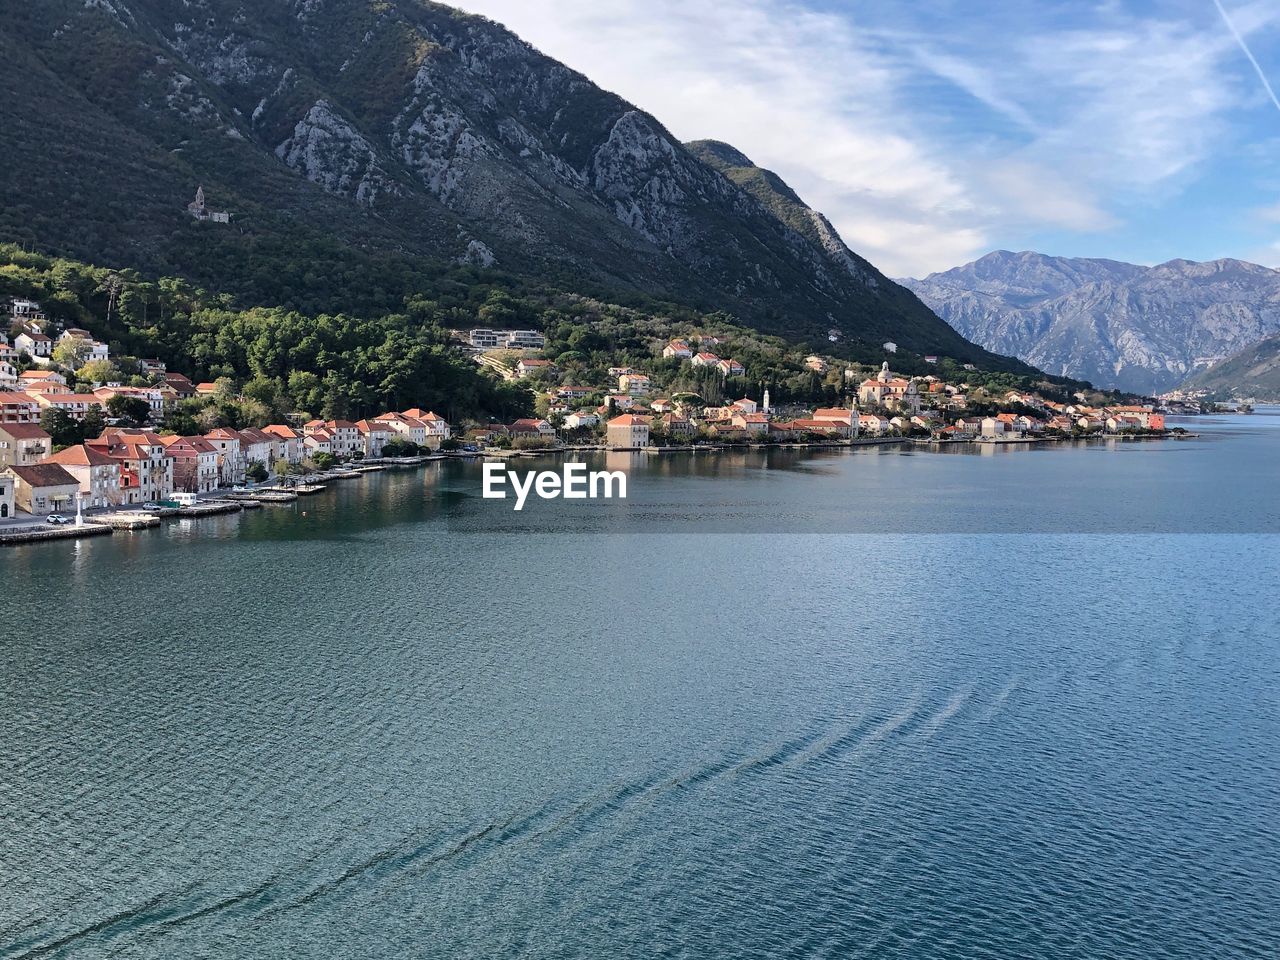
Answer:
0, 424, 52, 468
663, 340, 692, 359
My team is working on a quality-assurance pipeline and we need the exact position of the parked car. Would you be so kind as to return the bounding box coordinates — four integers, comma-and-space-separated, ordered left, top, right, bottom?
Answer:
45, 514, 70, 525
141, 502, 164, 511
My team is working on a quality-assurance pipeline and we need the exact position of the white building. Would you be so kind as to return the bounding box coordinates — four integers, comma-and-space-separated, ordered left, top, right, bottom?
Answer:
14, 332, 52, 359
468, 328, 545, 350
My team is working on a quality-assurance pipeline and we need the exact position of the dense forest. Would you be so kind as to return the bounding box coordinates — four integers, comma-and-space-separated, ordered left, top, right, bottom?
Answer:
0, 243, 534, 425
1, 242, 1106, 438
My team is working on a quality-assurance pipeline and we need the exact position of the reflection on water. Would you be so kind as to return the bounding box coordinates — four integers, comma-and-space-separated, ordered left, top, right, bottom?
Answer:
1, 413, 1278, 959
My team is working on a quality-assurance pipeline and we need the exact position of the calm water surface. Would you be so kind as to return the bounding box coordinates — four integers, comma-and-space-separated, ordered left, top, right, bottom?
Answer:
2, 413, 1278, 958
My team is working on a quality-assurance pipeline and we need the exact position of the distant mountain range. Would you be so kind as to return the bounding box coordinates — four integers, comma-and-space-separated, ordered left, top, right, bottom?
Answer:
901, 251, 1280, 393
0, 0, 1021, 370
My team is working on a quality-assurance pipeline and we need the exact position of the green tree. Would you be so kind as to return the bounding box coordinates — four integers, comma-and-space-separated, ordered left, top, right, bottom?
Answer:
105, 395, 151, 426
212, 377, 238, 403
245, 460, 269, 483
381, 438, 419, 457
81, 405, 107, 441
40, 408, 82, 447
78, 359, 120, 385
52, 336, 91, 370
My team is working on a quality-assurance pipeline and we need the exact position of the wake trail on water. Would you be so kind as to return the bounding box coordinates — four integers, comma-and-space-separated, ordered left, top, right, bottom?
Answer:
1, 881, 205, 960
5, 686, 986, 956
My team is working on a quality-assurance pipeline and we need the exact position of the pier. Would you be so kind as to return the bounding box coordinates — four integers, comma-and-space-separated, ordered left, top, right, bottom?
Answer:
0, 523, 114, 546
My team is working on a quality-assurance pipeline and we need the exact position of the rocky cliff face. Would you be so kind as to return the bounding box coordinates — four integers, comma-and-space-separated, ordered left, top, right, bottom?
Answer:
1179, 331, 1280, 399
687, 140, 878, 289
902, 251, 1280, 393
0, 0, 1008, 365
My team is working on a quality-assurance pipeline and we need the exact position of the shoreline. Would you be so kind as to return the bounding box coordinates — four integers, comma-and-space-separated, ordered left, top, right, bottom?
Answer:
0, 431, 1191, 547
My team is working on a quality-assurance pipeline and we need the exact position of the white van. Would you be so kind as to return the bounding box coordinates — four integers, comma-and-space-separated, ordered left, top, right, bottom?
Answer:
172, 492, 199, 507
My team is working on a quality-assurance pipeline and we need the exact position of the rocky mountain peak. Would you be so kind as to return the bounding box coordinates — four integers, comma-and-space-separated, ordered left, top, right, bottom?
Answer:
903, 252, 1280, 392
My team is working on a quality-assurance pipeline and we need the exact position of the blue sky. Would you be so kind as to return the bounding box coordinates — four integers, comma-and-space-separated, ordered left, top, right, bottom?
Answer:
453, 0, 1280, 277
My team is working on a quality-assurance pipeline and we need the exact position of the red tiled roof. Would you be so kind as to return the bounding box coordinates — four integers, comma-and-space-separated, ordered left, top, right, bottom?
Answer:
44, 444, 115, 467
0, 423, 51, 440
5, 463, 78, 487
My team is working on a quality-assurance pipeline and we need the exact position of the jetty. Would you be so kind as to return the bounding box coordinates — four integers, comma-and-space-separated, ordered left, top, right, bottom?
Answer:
0, 523, 113, 546
175, 500, 245, 517
225, 489, 299, 503
95, 512, 163, 530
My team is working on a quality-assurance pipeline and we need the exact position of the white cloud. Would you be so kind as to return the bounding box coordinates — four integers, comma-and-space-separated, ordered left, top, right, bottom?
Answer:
450, 0, 1278, 276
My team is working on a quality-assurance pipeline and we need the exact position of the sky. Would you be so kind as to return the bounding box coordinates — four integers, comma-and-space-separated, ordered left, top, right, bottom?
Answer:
450, 0, 1280, 278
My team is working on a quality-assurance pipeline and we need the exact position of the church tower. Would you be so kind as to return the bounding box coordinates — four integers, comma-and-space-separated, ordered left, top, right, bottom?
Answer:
762, 389, 771, 414
187, 186, 207, 219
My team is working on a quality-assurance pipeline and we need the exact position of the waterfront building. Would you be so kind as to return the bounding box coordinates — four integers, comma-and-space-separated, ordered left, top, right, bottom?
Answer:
401, 410, 452, 447
730, 412, 768, 434
238, 427, 279, 468
6, 463, 79, 515
351, 420, 389, 458
374, 412, 428, 448
159, 436, 221, 493
43, 444, 123, 508
858, 414, 891, 435
660, 413, 694, 438
202, 428, 246, 486
607, 414, 650, 449
509, 418, 556, 441
262, 425, 305, 464
304, 431, 334, 457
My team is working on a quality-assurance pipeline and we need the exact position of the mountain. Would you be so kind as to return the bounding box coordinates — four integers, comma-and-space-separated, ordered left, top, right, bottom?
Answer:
901, 251, 1280, 393
0, 0, 1014, 369
1179, 332, 1280, 399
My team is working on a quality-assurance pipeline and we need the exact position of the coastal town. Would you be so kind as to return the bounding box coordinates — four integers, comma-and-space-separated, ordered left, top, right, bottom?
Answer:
1, 296, 1177, 537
